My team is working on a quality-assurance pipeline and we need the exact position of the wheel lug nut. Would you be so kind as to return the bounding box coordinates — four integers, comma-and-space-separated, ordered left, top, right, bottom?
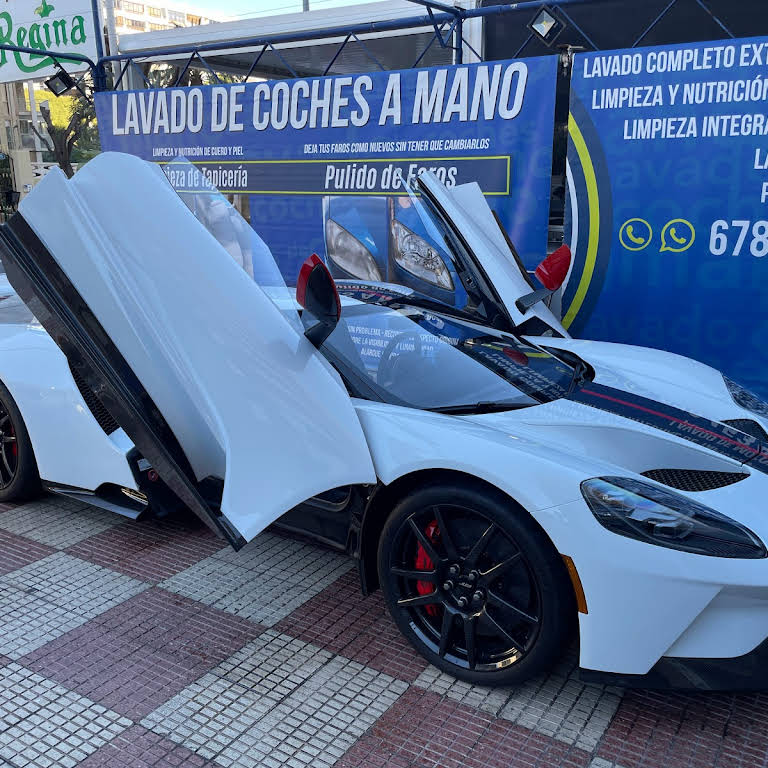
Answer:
467, 571, 478, 583
457, 596, 468, 608
442, 580, 454, 591
472, 590, 484, 603
448, 564, 460, 577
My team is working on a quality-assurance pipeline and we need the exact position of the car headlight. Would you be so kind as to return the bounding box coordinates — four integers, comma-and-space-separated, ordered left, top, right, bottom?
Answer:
581, 476, 766, 558
391, 220, 453, 290
723, 375, 768, 418
325, 219, 382, 281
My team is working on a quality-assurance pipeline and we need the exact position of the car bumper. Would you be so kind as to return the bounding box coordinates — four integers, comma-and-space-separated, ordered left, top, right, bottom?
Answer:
533, 496, 768, 683
579, 636, 768, 690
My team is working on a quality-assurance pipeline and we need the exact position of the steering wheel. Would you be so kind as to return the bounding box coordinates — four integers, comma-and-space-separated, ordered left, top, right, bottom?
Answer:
377, 331, 423, 388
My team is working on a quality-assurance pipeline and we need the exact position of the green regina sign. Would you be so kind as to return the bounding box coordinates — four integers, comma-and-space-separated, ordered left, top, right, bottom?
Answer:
0, 0, 97, 81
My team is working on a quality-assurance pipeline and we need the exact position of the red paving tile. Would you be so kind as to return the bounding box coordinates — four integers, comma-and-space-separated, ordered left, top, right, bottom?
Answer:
274, 568, 429, 682
597, 688, 768, 768
338, 686, 592, 768
20, 587, 265, 720
0, 528, 55, 575
66, 516, 228, 583
77, 725, 216, 767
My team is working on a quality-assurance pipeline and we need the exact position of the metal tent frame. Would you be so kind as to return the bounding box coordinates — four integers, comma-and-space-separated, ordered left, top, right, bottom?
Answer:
0, 0, 735, 97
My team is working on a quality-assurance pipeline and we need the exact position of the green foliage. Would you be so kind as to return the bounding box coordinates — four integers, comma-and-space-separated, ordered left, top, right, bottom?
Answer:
30, 89, 75, 128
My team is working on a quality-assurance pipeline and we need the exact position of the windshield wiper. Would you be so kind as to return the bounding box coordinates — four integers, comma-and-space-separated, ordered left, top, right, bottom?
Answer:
428, 401, 528, 415
569, 359, 592, 392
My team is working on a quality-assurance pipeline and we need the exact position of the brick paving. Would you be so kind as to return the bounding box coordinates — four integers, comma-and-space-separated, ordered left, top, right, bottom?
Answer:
1, 495, 767, 768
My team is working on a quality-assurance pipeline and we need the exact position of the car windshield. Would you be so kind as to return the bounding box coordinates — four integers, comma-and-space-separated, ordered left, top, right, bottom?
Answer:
164, 157, 303, 333
163, 157, 573, 412
322, 301, 573, 411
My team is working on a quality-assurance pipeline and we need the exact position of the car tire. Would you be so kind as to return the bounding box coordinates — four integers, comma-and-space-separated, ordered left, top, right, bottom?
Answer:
377, 480, 575, 686
0, 380, 40, 502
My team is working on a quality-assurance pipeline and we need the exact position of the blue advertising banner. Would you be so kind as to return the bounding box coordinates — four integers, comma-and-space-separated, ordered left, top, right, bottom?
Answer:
565, 36, 768, 397
95, 58, 557, 306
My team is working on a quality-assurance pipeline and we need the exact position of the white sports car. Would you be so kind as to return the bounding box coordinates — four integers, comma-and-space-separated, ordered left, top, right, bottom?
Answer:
0, 153, 767, 691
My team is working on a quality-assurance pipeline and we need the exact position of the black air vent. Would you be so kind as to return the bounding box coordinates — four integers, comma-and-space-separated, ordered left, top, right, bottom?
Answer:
68, 363, 120, 435
641, 469, 748, 492
721, 419, 768, 443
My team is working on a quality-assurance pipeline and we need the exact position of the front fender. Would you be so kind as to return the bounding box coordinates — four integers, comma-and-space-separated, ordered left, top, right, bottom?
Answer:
353, 399, 605, 516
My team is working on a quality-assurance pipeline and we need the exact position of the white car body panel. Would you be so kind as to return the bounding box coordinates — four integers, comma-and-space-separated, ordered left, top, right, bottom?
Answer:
354, 393, 768, 674
0, 323, 137, 492
16, 154, 376, 542
2, 153, 768, 683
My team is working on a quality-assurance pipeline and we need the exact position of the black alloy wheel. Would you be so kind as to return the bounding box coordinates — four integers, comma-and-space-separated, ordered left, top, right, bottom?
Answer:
0, 400, 17, 489
378, 482, 574, 685
0, 379, 40, 502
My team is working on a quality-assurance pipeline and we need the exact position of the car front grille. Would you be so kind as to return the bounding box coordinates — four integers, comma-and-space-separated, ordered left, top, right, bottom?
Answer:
721, 418, 768, 443
68, 363, 120, 435
641, 468, 748, 492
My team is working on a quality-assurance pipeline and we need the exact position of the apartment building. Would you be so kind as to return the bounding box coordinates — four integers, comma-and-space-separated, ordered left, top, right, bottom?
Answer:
112, 0, 220, 36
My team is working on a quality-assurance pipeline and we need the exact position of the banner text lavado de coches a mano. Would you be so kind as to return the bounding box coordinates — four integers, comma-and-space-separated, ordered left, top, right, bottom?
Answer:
96, 57, 558, 286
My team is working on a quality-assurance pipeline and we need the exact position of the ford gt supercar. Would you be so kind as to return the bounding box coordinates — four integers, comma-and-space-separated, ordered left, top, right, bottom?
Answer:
1, 154, 767, 690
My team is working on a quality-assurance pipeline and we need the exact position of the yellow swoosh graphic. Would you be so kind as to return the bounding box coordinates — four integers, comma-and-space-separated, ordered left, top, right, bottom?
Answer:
562, 114, 599, 330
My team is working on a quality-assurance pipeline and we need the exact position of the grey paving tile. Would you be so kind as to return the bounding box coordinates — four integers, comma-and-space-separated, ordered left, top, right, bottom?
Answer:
413, 649, 623, 752
224, 656, 408, 768
141, 632, 407, 768
0, 496, 124, 549
589, 759, 629, 768
0, 552, 148, 659
159, 532, 353, 626
0, 663, 131, 767
140, 631, 334, 760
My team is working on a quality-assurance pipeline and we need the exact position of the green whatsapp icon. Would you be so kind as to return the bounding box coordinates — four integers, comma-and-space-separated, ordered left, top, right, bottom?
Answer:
660, 219, 695, 252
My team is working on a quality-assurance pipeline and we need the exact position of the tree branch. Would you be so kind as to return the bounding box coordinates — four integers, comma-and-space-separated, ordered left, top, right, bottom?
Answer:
30, 122, 52, 152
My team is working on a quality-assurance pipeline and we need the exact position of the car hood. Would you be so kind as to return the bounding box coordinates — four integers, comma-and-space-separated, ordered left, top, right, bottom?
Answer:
464, 335, 768, 481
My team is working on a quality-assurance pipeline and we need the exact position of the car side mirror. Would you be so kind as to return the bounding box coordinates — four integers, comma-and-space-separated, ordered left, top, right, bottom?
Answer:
296, 254, 341, 347
534, 244, 571, 291
515, 245, 572, 315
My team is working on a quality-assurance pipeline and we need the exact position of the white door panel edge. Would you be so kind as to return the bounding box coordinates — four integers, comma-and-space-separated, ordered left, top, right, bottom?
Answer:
17, 153, 376, 542
418, 173, 569, 337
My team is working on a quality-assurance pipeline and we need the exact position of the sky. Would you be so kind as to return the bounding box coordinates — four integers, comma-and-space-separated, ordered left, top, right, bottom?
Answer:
198, 0, 383, 23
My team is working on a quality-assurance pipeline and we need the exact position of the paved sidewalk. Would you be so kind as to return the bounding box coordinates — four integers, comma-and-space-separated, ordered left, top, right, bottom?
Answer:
1, 496, 767, 768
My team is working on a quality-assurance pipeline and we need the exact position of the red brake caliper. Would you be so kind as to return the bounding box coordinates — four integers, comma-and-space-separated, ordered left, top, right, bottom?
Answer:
415, 519, 440, 617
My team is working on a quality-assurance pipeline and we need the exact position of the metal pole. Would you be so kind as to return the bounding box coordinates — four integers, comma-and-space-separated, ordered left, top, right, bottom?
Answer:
302, 0, 309, 10
455, 16, 463, 65
90, 0, 108, 90
103, 0, 121, 86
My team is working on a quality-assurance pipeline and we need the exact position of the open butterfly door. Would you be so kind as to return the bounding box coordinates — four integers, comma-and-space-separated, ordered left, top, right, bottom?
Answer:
0, 153, 376, 548
415, 171, 570, 338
